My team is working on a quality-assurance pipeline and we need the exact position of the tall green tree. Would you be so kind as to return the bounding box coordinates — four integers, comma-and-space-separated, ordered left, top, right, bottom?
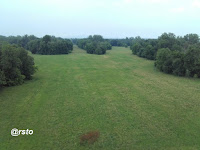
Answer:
0, 44, 24, 85
0, 44, 36, 86
184, 46, 200, 77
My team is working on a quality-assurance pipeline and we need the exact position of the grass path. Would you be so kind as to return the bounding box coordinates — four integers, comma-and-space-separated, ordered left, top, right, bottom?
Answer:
1, 46, 200, 150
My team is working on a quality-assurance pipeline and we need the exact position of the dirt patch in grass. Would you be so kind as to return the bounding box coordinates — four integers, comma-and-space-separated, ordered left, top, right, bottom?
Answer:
80, 131, 100, 145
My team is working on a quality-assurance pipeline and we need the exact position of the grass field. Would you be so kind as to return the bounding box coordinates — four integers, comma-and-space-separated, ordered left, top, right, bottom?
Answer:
1, 46, 200, 150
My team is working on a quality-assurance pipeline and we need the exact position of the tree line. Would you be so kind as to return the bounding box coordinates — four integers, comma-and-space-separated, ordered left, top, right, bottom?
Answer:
1, 33, 199, 79
0, 42, 36, 87
130, 33, 200, 78
108, 38, 133, 47
77, 35, 112, 55
0, 35, 37, 49
73, 37, 133, 48
0, 35, 73, 55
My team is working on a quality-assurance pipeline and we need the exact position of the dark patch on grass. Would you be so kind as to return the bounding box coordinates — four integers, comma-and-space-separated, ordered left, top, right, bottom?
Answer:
80, 131, 100, 145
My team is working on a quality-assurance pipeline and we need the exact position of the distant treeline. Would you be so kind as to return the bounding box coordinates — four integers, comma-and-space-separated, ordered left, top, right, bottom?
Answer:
77, 35, 112, 55
0, 35, 73, 55
0, 43, 36, 87
130, 33, 200, 78
72, 37, 133, 48
108, 38, 133, 47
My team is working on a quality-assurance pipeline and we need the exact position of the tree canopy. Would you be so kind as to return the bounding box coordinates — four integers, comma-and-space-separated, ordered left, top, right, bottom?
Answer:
0, 43, 36, 87
27, 35, 73, 55
130, 33, 200, 78
77, 35, 112, 55
0, 35, 73, 55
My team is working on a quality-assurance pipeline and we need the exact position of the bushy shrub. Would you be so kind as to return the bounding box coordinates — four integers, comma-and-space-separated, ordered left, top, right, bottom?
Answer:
155, 47, 200, 77
0, 44, 36, 86
27, 35, 73, 55
131, 33, 200, 78
155, 48, 172, 73
109, 38, 132, 47
77, 35, 112, 55
172, 53, 185, 76
130, 33, 200, 61
131, 41, 158, 60
85, 42, 95, 54
27, 39, 40, 54
184, 46, 200, 78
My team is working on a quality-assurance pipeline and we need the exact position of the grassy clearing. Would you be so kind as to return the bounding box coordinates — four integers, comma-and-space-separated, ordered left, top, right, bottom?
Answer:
1, 46, 200, 150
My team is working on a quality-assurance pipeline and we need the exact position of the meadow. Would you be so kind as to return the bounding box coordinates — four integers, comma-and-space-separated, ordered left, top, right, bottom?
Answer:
1, 46, 200, 150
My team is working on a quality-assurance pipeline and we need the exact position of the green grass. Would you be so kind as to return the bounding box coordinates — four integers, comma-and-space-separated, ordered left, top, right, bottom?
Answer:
1, 46, 200, 150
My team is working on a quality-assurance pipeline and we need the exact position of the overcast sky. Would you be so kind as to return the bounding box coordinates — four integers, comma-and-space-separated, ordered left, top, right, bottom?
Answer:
1, 0, 200, 38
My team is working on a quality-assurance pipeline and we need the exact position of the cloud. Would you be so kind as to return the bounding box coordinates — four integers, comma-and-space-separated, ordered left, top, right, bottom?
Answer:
147, 0, 169, 3
170, 7, 185, 13
121, 0, 170, 4
139, 0, 170, 3
192, 0, 200, 8
124, 0, 133, 3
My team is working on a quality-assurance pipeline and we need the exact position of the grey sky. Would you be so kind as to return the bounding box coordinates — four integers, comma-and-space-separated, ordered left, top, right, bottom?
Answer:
1, 0, 200, 38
